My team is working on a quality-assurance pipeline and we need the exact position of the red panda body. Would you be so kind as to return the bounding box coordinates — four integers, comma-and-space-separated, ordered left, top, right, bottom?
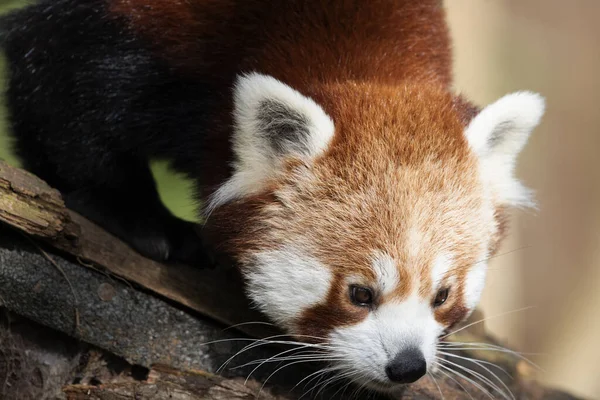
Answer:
108, 0, 459, 191
110, 0, 452, 84
1, 0, 544, 392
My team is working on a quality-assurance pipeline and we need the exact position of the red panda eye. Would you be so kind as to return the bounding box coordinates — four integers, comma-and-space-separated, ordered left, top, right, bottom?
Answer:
350, 285, 374, 306
433, 288, 450, 307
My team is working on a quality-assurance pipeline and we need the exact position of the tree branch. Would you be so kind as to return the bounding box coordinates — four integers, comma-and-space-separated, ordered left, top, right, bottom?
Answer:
0, 161, 271, 338
63, 365, 295, 400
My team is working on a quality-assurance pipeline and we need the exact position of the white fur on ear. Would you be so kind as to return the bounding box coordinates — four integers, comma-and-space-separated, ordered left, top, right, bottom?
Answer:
206, 73, 335, 213
465, 91, 545, 207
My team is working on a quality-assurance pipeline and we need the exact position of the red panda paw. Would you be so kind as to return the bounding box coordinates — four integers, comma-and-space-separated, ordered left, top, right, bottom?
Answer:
131, 219, 216, 269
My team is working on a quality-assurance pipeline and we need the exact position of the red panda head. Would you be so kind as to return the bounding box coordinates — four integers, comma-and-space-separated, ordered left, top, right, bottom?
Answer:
206, 73, 544, 389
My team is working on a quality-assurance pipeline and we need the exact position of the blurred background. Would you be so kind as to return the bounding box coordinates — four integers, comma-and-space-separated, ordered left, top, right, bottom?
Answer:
0, 1, 598, 398
448, 1, 600, 398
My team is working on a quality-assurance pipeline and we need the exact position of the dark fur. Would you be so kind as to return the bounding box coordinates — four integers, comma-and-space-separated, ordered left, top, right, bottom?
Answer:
1, 0, 459, 265
0, 0, 226, 263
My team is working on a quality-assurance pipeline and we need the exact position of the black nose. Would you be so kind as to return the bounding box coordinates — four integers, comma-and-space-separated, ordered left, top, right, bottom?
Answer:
385, 348, 427, 384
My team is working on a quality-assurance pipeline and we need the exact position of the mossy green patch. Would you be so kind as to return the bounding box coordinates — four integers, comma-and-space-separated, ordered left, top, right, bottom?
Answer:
150, 161, 200, 223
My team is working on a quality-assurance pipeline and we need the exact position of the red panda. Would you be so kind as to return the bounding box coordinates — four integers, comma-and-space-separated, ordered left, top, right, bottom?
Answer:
1, 0, 544, 391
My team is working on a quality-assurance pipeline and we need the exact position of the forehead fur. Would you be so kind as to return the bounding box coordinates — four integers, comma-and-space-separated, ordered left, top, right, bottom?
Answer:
217, 82, 498, 268
265, 83, 496, 267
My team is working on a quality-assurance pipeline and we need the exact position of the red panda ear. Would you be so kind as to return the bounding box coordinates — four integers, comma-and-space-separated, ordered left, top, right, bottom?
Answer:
232, 73, 335, 160
206, 73, 335, 212
465, 92, 545, 208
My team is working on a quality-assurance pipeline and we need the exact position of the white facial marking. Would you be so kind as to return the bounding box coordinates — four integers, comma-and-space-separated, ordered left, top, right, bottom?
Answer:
430, 252, 453, 290
406, 226, 421, 260
464, 255, 488, 311
465, 91, 544, 208
207, 73, 335, 214
371, 251, 399, 296
244, 245, 332, 329
329, 294, 444, 386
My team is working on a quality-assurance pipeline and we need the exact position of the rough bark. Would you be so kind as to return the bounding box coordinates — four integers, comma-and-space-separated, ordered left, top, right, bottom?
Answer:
0, 313, 83, 400
0, 161, 75, 242
0, 161, 271, 338
0, 224, 317, 386
63, 365, 295, 400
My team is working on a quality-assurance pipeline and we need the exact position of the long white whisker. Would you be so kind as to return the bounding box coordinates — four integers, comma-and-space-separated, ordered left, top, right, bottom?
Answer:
439, 357, 506, 399
438, 351, 514, 400
235, 354, 344, 370
436, 362, 494, 400
332, 379, 355, 399
311, 365, 364, 399
223, 321, 277, 331
441, 306, 536, 340
235, 347, 323, 371
440, 340, 536, 351
474, 246, 532, 266
299, 369, 332, 399
438, 341, 543, 371
293, 365, 342, 394
350, 377, 372, 400
437, 357, 509, 400
314, 371, 352, 398
216, 335, 328, 373
438, 344, 542, 356
301, 367, 356, 399
329, 372, 362, 399
428, 371, 445, 400
200, 337, 261, 347
241, 347, 330, 384
258, 359, 328, 398
439, 341, 543, 355
432, 361, 474, 400
438, 350, 513, 380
